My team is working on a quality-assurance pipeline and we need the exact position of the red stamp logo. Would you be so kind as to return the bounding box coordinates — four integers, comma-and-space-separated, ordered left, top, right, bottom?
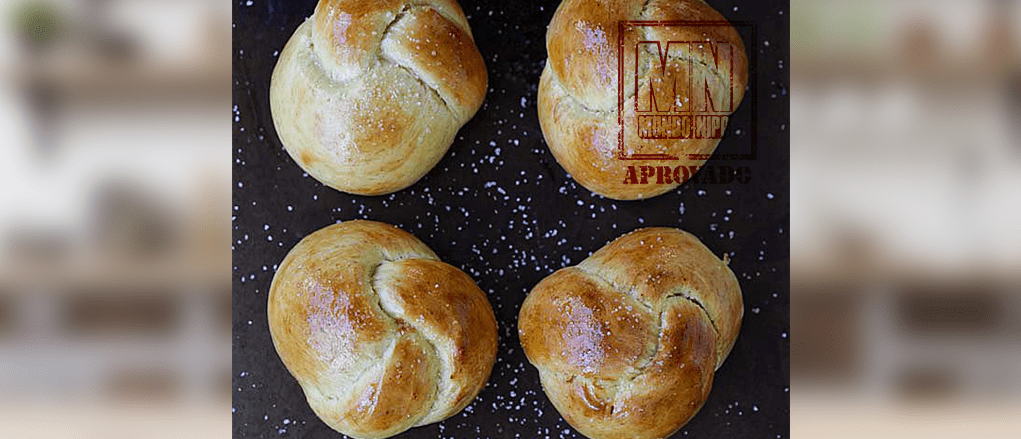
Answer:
616, 20, 744, 162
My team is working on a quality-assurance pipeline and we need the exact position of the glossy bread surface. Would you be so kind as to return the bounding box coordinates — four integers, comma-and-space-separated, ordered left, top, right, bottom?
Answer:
538, 0, 748, 200
268, 220, 498, 439
519, 227, 743, 439
270, 0, 488, 195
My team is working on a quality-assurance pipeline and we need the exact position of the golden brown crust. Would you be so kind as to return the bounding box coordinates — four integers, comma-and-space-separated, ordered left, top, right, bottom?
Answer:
518, 227, 742, 439
268, 220, 498, 439
538, 0, 748, 200
270, 0, 487, 196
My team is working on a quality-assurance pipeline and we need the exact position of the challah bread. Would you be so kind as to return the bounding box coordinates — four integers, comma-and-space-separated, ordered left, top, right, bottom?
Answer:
538, 0, 748, 200
518, 228, 743, 439
268, 220, 497, 439
270, 0, 487, 195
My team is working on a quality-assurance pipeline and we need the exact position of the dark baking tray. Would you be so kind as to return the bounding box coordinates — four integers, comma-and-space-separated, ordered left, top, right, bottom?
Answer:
232, 0, 789, 437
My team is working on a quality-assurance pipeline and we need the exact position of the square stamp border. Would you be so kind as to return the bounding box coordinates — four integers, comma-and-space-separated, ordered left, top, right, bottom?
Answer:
616, 20, 757, 162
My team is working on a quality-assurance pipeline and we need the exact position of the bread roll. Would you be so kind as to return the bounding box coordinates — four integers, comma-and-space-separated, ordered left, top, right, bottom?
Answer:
538, 0, 748, 200
268, 220, 498, 439
270, 0, 487, 195
518, 228, 743, 439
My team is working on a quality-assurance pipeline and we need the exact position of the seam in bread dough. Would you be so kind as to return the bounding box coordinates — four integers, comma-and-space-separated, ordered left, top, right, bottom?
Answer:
547, 7, 734, 119
602, 299, 669, 415
378, 4, 457, 114
634, 297, 668, 373
574, 265, 652, 311
343, 334, 403, 416
568, 263, 719, 414
568, 265, 659, 408
380, 3, 415, 40
343, 335, 400, 401
367, 256, 445, 425
301, 2, 464, 116
640, 0, 654, 15
303, 329, 403, 434
390, 60, 456, 115
399, 1, 476, 41
570, 265, 659, 379
545, 64, 614, 116
666, 286, 720, 342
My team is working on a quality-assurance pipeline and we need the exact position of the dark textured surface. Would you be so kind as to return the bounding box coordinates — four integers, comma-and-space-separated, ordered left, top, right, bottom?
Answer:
232, 0, 789, 438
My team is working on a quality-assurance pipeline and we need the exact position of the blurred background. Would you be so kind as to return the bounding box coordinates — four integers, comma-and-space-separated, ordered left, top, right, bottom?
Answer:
792, 0, 1021, 437
3, 0, 1020, 437
0, 0, 229, 437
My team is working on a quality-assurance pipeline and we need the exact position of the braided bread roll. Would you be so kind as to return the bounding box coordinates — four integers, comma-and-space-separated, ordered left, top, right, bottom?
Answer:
518, 228, 743, 439
538, 0, 748, 200
270, 0, 487, 195
268, 220, 498, 439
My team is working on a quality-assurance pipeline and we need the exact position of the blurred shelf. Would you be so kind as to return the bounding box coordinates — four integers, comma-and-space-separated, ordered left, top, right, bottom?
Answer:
0, 251, 227, 294
792, 395, 1021, 439
0, 399, 228, 439
7, 50, 228, 101
792, 250, 1021, 290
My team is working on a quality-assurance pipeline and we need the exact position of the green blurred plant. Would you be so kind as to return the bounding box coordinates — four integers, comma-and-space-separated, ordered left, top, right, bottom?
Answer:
7, 0, 62, 49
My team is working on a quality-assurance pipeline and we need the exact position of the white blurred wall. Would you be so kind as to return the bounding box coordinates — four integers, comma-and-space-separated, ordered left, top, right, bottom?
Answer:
793, 0, 1021, 437
0, 0, 229, 437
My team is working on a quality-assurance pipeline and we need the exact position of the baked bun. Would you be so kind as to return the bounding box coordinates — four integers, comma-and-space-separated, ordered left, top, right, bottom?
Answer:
270, 0, 487, 195
268, 220, 498, 439
537, 0, 748, 200
518, 228, 743, 439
